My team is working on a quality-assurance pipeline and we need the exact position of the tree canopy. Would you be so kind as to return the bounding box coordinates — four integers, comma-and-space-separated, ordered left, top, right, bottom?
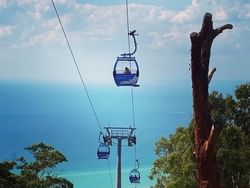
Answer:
149, 125, 197, 188
0, 142, 73, 188
150, 82, 250, 188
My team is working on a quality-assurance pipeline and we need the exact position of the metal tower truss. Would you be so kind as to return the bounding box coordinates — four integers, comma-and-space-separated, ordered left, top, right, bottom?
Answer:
103, 126, 137, 188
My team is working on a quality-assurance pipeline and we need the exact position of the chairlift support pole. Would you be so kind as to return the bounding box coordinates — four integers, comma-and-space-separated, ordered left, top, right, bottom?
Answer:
104, 127, 136, 188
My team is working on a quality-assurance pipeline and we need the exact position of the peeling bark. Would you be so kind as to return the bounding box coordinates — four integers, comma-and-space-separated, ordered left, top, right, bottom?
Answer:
190, 12, 233, 188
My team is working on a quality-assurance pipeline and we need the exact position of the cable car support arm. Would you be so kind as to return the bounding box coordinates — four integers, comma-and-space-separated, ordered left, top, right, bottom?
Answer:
121, 30, 138, 57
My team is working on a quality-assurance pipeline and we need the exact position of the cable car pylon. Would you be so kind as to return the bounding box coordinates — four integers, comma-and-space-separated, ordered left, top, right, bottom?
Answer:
103, 0, 141, 187
101, 127, 136, 188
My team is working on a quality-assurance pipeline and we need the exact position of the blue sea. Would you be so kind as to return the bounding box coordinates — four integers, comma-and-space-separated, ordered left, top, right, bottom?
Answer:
0, 80, 243, 188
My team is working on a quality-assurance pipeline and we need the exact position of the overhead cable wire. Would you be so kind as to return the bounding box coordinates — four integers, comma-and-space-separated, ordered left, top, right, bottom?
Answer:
125, 0, 136, 129
125, 0, 131, 55
51, 2, 115, 188
125, 0, 138, 175
131, 87, 136, 128
107, 159, 114, 188
51, 0, 103, 132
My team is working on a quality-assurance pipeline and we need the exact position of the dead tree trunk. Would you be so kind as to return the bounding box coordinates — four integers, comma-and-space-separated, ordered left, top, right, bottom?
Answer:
190, 12, 233, 188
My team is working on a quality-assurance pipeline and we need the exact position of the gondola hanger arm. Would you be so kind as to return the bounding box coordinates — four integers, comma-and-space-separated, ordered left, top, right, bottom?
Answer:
121, 30, 138, 56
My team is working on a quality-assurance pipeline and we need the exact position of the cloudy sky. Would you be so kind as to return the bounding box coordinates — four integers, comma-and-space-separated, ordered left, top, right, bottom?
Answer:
0, 0, 249, 86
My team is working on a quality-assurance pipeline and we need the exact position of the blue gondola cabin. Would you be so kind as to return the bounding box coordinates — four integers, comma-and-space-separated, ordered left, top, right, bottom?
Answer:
97, 143, 110, 159
113, 56, 139, 87
129, 169, 140, 183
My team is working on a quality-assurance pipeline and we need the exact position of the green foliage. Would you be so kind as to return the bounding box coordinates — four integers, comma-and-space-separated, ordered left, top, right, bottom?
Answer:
0, 142, 73, 188
218, 126, 250, 188
234, 83, 250, 134
18, 143, 67, 177
150, 82, 250, 188
149, 125, 197, 188
0, 161, 19, 186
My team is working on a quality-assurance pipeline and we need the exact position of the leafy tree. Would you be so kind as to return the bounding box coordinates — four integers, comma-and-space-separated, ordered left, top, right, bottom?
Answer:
0, 161, 20, 186
149, 125, 197, 188
150, 82, 250, 188
234, 83, 250, 135
217, 126, 250, 188
0, 142, 73, 188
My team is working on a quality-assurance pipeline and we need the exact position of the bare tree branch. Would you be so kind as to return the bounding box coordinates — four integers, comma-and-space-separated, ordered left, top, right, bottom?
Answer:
206, 121, 223, 155
208, 67, 216, 84
213, 24, 233, 39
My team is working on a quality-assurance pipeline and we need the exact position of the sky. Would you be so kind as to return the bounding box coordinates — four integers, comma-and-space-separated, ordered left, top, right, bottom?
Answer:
0, 0, 250, 86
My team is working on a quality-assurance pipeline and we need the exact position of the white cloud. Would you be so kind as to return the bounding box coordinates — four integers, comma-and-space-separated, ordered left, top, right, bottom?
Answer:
71, 3, 125, 39
236, 43, 240, 49
9, 0, 72, 48
0, 0, 7, 8
165, 27, 189, 43
170, 0, 199, 24
243, 4, 250, 19
149, 26, 191, 49
0, 25, 13, 38
149, 32, 166, 49
214, 6, 228, 21
33, 1, 50, 19
16, 0, 51, 19
72, 3, 174, 38
16, 0, 33, 5
12, 16, 69, 48
42, 14, 70, 30
87, 6, 122, 23
1, 0, 248, 51
11, 29, 64, 48
28, 30, 61, 46
128, 4, 175, 23
74, 3, 95, 13
0, 0, 249, 83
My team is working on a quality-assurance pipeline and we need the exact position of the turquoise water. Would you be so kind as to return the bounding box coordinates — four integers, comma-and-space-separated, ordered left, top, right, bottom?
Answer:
61, 167, 153, 188
0, 80, 242, 188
